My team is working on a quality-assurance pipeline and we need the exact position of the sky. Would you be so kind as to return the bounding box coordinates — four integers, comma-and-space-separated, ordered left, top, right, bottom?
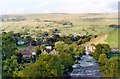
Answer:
0, 0, 119, 14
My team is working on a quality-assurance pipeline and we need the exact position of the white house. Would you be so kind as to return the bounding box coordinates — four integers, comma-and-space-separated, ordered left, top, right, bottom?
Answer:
41, 49, 58, 55
85, 46, 95, 54
46, 46, 52, 50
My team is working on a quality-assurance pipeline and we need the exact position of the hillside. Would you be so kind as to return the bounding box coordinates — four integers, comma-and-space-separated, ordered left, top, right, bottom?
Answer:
83, 33, 108, 46
106, 29, 118, 48
1, 13, 118, 36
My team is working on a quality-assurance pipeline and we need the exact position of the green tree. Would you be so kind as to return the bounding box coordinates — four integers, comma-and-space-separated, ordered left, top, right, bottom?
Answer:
58, 53, 74, 72
24, 36, 33, 45
2, 55, 24, 78
103, 57, 120, 78
2, 32, 18, 59
69, 43, 77, 52
76, 46, 85, 56
77, 38, 82, 45
69, 43, 78, 56
51, 28, 60, 34
64, 38, 72, 44
15, 54, 64, 78
35, 45, 45, 55
102, 44, 111, 55
54, 41, 65, 53
93, 44, 111, 59
98, 53, 107, 65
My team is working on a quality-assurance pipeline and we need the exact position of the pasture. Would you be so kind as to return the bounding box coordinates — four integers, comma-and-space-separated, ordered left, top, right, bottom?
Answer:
1, 13, 118, 35
106, 29, 118, 48
1, 13, 118, 48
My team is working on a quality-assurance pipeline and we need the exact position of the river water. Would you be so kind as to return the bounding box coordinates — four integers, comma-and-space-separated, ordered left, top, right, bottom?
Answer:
70, 55, 102, 78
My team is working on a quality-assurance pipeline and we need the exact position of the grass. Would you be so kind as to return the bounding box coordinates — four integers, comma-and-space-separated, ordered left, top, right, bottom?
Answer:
1, 13, 118, 47
1, 13, 117, 36
108, 53, 120, 58
17, 45, 28, 50
106, 29, 118, 48
83, 33, 108, 46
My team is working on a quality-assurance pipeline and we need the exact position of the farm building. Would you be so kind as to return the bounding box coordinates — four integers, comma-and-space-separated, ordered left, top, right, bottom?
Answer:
19, 44, 36, 62
41, 49, 59, 55
111, 48, 120, 53
85, 46, 95, 54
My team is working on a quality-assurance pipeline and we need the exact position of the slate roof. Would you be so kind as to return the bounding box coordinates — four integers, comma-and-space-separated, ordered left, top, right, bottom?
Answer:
19, 44, 35, 56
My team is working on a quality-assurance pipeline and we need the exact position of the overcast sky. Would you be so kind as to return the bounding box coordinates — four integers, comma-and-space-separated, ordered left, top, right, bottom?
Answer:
0, 0, 119, 14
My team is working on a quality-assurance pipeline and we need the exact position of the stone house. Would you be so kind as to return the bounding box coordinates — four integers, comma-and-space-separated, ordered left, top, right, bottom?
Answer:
111, 48, 119, 53
41, 48, 59, 55
85, 46, 95, 54
19, 44, 36, 62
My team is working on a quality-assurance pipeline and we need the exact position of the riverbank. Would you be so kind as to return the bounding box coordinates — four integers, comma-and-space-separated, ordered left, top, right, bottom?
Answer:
70, 55, 102, 78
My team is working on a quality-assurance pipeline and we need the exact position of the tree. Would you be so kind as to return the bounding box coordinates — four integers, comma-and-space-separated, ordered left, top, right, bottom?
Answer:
98, 53, 107, 65
15, 54, 64, 78
68, 34, 75, 41
68, 43, 77, 56
52, 34, 60, 42
103, 57, 120, 78
64, 37, 72, 44
13, 33, 21, 45
102, 44, 111, 55
16, 53, 23, 64
24, 36, 33, 45
58, 53, 74, 73
76, 46, 85, 56
35, 45, 45, 55
54, 42, 75, 72
2, 55, 24, 78
46, 37, 55, 46
41, 31, 49, 37
54, 41, 65, 53
93, 44, 111, 59
2, 32, 18, 59
51, 28, 60, 34
77, 38, 82, 45
63, 44, 70, 54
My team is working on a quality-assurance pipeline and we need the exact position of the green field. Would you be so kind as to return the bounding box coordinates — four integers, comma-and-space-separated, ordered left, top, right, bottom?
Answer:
108, 53, 120, 58
106, 29, 118, 48
17, 45, 28, 50
1, 13, 118, 47
1, 13, 118, 36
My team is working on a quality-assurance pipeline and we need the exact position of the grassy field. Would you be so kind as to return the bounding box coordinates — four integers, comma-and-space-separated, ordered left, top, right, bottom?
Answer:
106, 29, 118, 48
1, 13, 118, 36
1, 13, 118, 48
83, 33, 108, 46
108, 53, 120, 58
17, 45, 28, 50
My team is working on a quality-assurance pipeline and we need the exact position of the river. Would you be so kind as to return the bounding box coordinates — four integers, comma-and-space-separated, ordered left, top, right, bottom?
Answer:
70, 54, 102, 78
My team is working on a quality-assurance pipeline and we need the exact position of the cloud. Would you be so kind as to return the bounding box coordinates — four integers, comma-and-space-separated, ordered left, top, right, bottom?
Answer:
51, 0, 119, 13
0, 0, 119, 14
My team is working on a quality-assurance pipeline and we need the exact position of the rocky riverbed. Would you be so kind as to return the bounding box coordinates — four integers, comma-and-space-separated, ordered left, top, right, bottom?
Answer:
70, 55, 102, 78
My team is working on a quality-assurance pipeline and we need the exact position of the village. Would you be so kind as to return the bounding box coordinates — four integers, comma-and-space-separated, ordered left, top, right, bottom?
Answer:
16, 32, 119, 64
1, 0, 120, 78
2, 25, 120, 78
16, 32, 97, 63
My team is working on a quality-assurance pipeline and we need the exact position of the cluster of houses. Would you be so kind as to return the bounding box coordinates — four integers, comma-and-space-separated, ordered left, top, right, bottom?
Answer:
41, 46, 59, 55
18, 44, 59, 63
85, 46, 120, 54
111, 48, 120, 53
18, 42, 96, 63
19, 44, 36, 63
85, 46, 96, 55
17, 38, 119, 63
